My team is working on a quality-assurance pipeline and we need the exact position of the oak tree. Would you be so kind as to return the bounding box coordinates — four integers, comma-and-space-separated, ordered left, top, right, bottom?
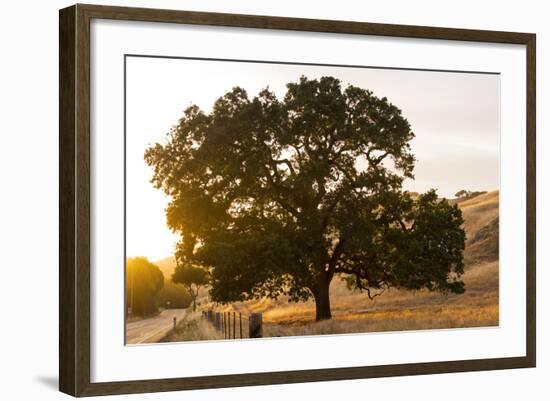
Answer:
145, 76, 466, 321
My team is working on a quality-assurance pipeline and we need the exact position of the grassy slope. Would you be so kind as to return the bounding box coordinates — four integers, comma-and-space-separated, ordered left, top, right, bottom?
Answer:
459, 190, 499, 265
155, 255, 177, 280
158, 191, 500, 337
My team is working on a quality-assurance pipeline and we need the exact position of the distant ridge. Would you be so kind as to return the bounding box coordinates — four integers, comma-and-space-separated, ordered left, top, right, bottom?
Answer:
154, 256, 177, 280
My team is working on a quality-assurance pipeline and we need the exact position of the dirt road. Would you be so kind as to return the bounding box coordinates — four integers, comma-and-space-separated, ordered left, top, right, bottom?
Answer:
126, 309, 187, 344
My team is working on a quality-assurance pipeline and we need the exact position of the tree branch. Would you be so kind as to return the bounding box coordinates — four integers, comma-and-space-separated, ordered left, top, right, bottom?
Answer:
272, 158, 296, 176
327, 238, 346, 275
365, 287, 386, 301
262, 169, 301, 219
321, 191, 346, 229
366, 148, 391, 166
333, 265, 357, 275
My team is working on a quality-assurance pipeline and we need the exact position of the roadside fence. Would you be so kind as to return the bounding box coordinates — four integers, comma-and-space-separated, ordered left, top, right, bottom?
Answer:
201, 310, 263, 339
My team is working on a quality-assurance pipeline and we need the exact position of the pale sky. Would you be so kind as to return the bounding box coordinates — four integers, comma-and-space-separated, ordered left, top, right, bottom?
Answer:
126, 56, 500, 261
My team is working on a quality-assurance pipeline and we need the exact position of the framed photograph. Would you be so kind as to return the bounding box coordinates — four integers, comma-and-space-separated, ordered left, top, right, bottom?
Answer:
59, 4, 536, 397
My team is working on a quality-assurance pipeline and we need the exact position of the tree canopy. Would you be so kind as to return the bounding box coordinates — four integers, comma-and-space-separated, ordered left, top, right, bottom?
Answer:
145, 76, 466, 321
126, 257, 164, 317
171, 264, 210, 312
455, 189, 487, 199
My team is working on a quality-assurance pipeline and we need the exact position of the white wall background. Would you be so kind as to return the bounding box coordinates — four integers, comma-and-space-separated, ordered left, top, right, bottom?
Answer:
0, 1, 546, 400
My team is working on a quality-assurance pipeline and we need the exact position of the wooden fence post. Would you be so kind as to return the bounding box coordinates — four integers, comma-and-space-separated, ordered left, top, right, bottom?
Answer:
233, 312, 236, 339
215, 312, 221, 331
249, 313, 263, 338
239, 313, 243, 338
224, 312, 228, 339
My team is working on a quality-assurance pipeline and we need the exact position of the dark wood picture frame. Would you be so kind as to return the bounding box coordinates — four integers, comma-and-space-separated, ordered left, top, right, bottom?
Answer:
59, 3, 536, 397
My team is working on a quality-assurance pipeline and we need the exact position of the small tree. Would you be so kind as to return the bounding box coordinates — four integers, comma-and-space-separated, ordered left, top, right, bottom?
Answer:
171, 264, 209, 312
156, 282, 193, 309
455, 190, 471, 198
455, 189, 487, 199
126, 257, 164, 317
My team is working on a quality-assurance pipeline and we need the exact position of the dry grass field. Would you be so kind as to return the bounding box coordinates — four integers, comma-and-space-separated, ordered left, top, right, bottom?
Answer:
161, 311, 223, 342
159, 191, 499, 339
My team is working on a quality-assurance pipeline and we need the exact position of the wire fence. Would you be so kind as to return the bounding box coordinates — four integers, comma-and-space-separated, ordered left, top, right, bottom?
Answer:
201, 310, 263, 339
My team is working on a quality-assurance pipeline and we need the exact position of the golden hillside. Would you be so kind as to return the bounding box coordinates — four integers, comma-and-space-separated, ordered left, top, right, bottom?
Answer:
154, 256, 177, 280
457, 190, 499, 265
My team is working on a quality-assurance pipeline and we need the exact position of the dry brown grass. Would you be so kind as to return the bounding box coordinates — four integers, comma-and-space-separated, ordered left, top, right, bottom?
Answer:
263, 261, 498, 337
160, 312, 223, 342
458, 191, 498, 229
221, 261, 498, 337
458, 191, 499, 263
264, 305, 498, 338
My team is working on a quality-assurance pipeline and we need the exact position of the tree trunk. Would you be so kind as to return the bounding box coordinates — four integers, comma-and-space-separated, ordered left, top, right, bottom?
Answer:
313, 275, 332, 321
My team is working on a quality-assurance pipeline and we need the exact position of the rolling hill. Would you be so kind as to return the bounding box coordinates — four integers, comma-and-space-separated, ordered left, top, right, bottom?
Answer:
458, 190, 499, 265
155, 256, 177, 281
